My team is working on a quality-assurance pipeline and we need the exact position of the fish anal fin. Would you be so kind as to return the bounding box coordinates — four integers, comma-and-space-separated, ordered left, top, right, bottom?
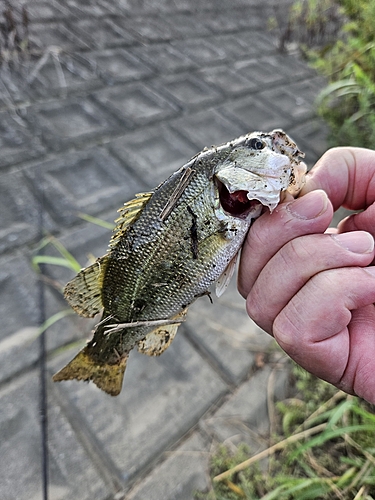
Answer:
64, 255, 109, 318
110, 191, 153, 249
216, 252, 238, 298
52, 347, 128, 396
137, 309, 188, 356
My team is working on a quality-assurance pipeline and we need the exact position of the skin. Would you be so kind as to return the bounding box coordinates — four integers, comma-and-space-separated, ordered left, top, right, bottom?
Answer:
238, 147, 375, 404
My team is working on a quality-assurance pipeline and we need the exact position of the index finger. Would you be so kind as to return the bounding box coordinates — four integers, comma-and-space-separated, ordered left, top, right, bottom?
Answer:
301, 147, 375, 211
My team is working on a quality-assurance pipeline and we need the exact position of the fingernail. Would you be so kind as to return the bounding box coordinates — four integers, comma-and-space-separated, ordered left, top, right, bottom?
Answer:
287, 190, 328, 220
364, 267, 375, 276
332, 231, 374, 254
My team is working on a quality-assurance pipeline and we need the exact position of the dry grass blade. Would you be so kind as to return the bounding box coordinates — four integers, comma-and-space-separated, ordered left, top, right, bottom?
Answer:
213, 422, 327, 482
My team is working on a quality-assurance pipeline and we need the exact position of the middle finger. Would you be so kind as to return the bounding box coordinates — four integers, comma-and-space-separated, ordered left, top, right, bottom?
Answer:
246, 231, 375, 334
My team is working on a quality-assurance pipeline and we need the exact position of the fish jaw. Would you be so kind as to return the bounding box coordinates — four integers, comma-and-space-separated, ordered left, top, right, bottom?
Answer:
214, 130, 307, 215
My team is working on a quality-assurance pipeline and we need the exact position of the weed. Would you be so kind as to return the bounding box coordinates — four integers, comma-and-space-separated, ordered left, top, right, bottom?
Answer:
196, 364, 375, 499
274, 0, 375, 148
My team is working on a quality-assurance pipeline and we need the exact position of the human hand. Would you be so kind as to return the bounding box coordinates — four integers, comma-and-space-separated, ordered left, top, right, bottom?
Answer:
238, 147, 375, 403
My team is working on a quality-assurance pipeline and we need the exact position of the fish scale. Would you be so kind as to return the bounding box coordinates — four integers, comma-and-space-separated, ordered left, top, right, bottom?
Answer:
53, 129, 307, 396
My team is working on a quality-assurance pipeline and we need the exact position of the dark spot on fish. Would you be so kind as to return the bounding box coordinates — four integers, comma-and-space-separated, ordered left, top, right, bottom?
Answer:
187, 206, 199, 259
132, 298, 147, 313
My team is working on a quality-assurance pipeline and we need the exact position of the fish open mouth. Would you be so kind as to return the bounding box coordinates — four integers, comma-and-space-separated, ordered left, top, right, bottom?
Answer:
216, 179, 261, 218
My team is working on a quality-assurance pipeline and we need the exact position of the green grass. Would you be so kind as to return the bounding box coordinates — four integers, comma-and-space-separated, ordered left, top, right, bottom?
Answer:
275, 0, 375, 148
195, 364, 375, 499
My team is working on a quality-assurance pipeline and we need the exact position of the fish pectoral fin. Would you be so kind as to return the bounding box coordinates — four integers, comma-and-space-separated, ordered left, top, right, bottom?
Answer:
64, 255, 110, 318
137, 309, 188, 356
216, 252, 238, 297
52, 347, 128, 397
109, 191, 153, 249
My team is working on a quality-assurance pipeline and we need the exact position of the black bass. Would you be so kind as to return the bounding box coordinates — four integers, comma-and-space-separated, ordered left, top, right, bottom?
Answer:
53, 129, 306, 396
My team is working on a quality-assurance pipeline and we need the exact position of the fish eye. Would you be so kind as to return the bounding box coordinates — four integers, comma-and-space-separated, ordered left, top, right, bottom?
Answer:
247, 137, 265, 150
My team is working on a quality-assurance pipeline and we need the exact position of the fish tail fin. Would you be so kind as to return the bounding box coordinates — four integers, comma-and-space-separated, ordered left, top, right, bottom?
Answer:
52, 346, 128, 397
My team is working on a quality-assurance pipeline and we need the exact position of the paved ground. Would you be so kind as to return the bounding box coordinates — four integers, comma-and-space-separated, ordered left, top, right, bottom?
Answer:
0, 0, 330, 498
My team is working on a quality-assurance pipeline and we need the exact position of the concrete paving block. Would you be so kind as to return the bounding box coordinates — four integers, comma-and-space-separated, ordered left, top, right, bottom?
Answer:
114, 15, 176, 43
0, 254, 86, 384
108, 123, 197, 187
27, 53, 100, 99
0, 170, 54, 254
166, 12, 211, 38
28, 21, 90, 51
50, 332, 228, 485
70, 18, 136, 49
208, 34, 257, 59
260, 77, 325, 125
0, 110, 45, 169
101, 0, 147, 14
197, 65, 258, 96
199, 10, 248, 33
127, 432, 211, 500
228, 6, 271, 30
184, 276, 272, 385
24, 148, 142, 226
277, 54, 318, 81
172, 38, 227, 65
37, 218, 114, 286
0, 68, 31, 109
0, 371, 110, 500
288, 118, 329, 163
24, 0, 70, 21
58, 0, 112, 17
91, 48, 153, 85
133, 43, 197, 74
153, 73, 221, 110
93, 82, 179, 127
235, 30, 278, 54
171, 108, 244, 150
260, 86, 315, 123
28, 97, 119, 152
234, 56, 289, 87
201, 364, 290, 449
219, 93, 291, 132
152, 0, 203, 13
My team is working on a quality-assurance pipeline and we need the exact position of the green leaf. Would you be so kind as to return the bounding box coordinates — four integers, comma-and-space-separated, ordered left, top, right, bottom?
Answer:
32, 255, 81, 272
290, 424, 375, 460
37, 308, 75, 335
78, 212, 115, 230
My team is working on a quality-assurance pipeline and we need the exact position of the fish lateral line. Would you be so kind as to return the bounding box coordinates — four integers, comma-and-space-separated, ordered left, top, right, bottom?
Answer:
159, 167, 195, 222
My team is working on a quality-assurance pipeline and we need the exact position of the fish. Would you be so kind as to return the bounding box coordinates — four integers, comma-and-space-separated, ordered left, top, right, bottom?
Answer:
53, 129, 307, 396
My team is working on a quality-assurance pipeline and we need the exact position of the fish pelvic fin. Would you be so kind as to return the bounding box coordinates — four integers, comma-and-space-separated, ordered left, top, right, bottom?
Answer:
216, 252, 238, 298
52, 347, 128, 397
110, 191, 153, 249
64, 255, 110, 318
137, 309, 188, 356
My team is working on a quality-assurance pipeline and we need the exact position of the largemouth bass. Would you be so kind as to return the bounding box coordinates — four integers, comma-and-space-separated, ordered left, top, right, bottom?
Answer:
53, 129, 306, 396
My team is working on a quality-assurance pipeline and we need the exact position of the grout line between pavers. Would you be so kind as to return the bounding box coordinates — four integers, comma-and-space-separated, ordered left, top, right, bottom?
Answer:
182, 324, 238, 390
47, 374, 127, 496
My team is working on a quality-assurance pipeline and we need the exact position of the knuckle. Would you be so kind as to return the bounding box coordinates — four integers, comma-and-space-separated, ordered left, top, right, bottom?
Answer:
246, 289, 268, 329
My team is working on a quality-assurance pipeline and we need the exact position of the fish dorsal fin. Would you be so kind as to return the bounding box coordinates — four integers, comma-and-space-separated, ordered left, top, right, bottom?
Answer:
53, 346, 128, 396
215, 252, 238, 298
109, 191, 153, 249
137, 309, 188, 356
64, 255, 109, 318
